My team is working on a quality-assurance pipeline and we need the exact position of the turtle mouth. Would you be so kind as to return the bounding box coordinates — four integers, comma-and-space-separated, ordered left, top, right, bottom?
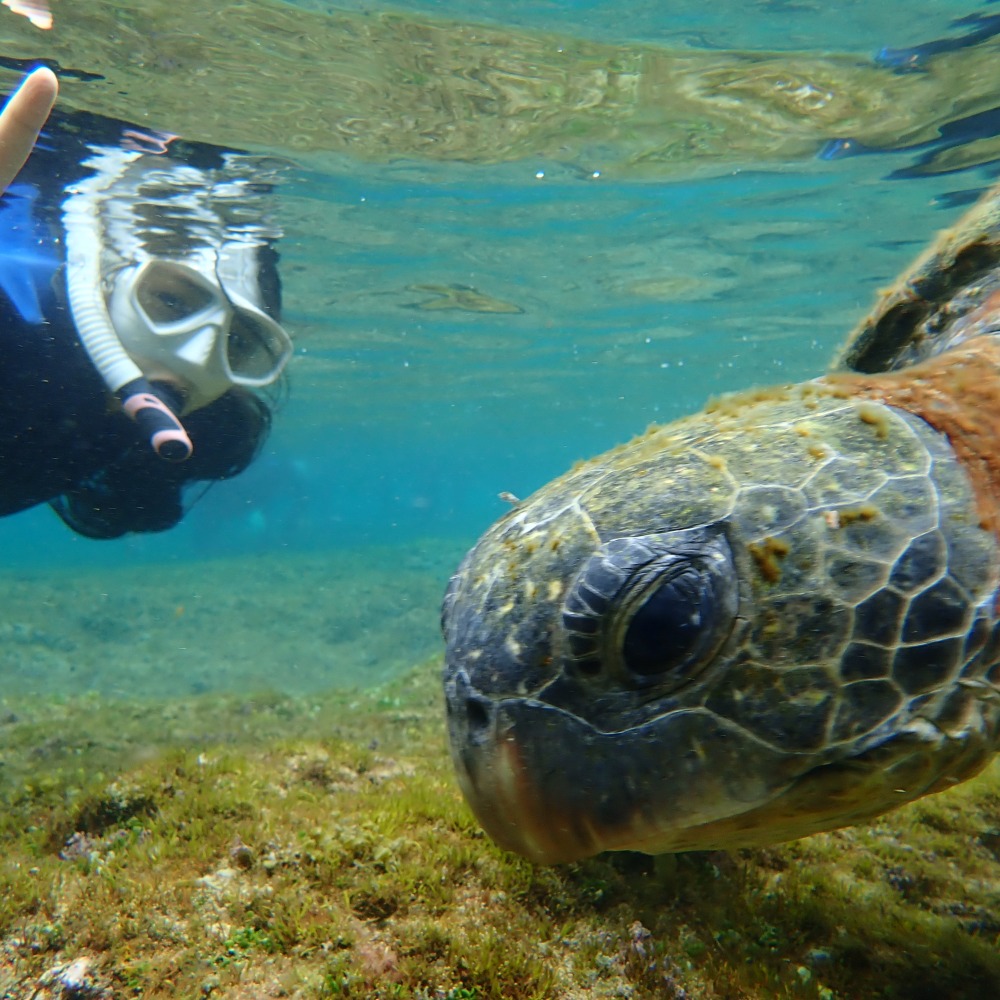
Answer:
444, 668, 997, 864
443, 668, 811, 864
444, 671, 623, 863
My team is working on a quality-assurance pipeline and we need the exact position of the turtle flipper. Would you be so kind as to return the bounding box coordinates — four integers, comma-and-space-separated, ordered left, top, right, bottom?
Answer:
835, 178, 1000, 374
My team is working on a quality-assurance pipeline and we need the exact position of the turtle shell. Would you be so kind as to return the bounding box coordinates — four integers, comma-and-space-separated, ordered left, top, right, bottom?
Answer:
837, 181, 1000, 373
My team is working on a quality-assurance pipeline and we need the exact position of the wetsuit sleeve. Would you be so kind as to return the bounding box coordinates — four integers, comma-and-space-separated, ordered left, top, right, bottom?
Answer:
48, 449, 185, 538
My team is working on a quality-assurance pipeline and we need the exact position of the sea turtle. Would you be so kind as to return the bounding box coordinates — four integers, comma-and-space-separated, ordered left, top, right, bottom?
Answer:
441, 178, 1000, 864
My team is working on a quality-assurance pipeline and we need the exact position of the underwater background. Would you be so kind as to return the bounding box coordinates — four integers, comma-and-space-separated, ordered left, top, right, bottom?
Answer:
2, 2, 1000, 998
4, 0, 1000, 692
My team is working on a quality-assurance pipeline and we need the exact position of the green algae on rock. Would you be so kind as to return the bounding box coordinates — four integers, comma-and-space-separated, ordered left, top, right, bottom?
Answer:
1, 659, 1000, 998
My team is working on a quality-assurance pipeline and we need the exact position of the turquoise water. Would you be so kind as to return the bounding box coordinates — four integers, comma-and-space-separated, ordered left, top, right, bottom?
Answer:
293, 0, 992, 52
1, 0, 999, 684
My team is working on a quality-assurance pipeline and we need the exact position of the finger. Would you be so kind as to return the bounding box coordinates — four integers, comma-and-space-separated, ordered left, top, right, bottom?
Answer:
0, 66, 58, 193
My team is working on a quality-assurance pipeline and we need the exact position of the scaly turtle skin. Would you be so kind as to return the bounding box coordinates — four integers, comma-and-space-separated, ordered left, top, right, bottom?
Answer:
441, 180, 1000, 864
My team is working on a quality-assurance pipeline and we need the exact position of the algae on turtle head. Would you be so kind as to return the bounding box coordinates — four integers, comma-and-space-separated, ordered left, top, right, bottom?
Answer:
441, 178, 1000, 864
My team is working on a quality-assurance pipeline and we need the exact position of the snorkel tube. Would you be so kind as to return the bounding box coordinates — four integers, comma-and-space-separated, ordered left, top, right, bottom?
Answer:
62, 149, 193, 462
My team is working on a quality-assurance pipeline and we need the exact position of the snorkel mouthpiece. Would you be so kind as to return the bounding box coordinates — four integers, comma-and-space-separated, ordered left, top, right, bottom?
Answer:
119, 380, 194, 462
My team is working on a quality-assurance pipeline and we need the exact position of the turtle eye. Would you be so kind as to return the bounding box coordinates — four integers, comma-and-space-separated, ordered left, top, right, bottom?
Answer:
563, 527, 738, 689
620, 562, 730, 679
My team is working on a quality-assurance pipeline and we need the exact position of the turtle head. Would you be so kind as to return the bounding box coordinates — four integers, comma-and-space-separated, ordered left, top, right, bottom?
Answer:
441, 405, 1000, 863
441, 512, 768, 864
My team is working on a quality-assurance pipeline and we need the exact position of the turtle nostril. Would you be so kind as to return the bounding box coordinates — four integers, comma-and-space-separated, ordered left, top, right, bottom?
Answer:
465, 697, 491, 735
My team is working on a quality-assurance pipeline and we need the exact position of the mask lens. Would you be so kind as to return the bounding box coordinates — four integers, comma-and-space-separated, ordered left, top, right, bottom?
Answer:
135, 264, 219, 326
227, 309, 291, 381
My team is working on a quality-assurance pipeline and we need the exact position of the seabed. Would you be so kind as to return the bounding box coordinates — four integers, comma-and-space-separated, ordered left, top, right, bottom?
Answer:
1, 552, 999, 999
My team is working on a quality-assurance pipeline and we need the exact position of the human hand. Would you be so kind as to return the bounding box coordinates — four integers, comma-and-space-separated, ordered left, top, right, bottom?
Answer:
0, 66, 58, 194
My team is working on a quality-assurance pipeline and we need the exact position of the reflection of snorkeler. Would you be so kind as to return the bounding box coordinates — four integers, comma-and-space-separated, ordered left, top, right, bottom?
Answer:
874, 12, 1000, 73
819, 104, 1000, 179
0, 70, 294, 538
820, 14, 1000, 179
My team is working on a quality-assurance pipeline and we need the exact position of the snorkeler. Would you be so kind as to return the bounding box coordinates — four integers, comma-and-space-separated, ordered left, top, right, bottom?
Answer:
0, 70, 294, 538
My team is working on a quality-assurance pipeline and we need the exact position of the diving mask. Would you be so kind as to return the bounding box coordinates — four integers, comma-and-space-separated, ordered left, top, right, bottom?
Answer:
108, 258, 292, 413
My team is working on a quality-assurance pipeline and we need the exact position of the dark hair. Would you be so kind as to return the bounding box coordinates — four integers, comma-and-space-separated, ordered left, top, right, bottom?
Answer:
49, 388, 272, 539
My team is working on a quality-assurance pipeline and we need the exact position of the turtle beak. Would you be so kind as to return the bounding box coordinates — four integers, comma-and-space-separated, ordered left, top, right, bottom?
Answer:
444, 664, 819, 863
445, 669, 612, 863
